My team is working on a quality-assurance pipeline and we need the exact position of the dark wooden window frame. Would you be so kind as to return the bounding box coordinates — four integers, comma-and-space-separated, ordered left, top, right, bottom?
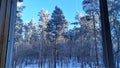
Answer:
99, 0, 115, 68
0, 0, 17, 68
0, 0, 1, 9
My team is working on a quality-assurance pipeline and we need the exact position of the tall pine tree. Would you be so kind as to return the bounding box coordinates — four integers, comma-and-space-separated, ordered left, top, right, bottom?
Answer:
46, 6, 68, 68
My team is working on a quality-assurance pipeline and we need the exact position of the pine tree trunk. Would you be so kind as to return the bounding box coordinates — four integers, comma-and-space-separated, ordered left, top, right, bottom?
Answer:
48, 57, 51, 68
81, 61, 84, 68
53, 45, 56, 68
92, 12, 99, 67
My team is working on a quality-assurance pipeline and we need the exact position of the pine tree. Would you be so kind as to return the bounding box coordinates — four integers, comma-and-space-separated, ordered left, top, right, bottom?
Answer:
82, 0, 99, 15
108, 0, 120, 67
38, 9, 50, 68
38, 8, 50, 43
23, 19, 35, 45
46, 6, 68, 68
14, 2, 25, 52
13, 2, 25, 67
82, 0, 101, 67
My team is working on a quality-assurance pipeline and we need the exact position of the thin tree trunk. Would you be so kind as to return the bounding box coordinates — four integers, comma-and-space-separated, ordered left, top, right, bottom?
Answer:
53, 45, 56, 68
92, 12, 99, 67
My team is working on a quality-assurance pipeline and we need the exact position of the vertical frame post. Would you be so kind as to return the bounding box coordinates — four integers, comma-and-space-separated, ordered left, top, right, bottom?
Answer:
6, 0, 17, 68
0, 0, 11, 67
99, 0, 115, 68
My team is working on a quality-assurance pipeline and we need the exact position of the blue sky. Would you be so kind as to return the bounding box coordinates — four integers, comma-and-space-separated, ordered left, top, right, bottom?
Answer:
22, 0, 85, 28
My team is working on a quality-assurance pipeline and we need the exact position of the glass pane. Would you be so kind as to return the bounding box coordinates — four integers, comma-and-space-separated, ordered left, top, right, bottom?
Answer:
107, 0, 120, 67
11, 0, 104, 68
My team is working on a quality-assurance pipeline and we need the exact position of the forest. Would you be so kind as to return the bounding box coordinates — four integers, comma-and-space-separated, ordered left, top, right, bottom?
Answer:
12, 0, 120, 68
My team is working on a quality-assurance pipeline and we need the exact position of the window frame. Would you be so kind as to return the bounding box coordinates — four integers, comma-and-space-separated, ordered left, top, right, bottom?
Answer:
99, 0, 115, 68
0, 0, 116, 68
0, 0, 17, 68
5, 0, 17, 68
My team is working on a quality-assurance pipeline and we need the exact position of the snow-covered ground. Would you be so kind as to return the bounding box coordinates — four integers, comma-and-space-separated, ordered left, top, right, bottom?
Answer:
16, 59, 91, 68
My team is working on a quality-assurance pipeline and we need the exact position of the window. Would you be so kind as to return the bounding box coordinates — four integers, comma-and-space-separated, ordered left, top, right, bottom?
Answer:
0, 0, 117, 68
8, 0, 105, 68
